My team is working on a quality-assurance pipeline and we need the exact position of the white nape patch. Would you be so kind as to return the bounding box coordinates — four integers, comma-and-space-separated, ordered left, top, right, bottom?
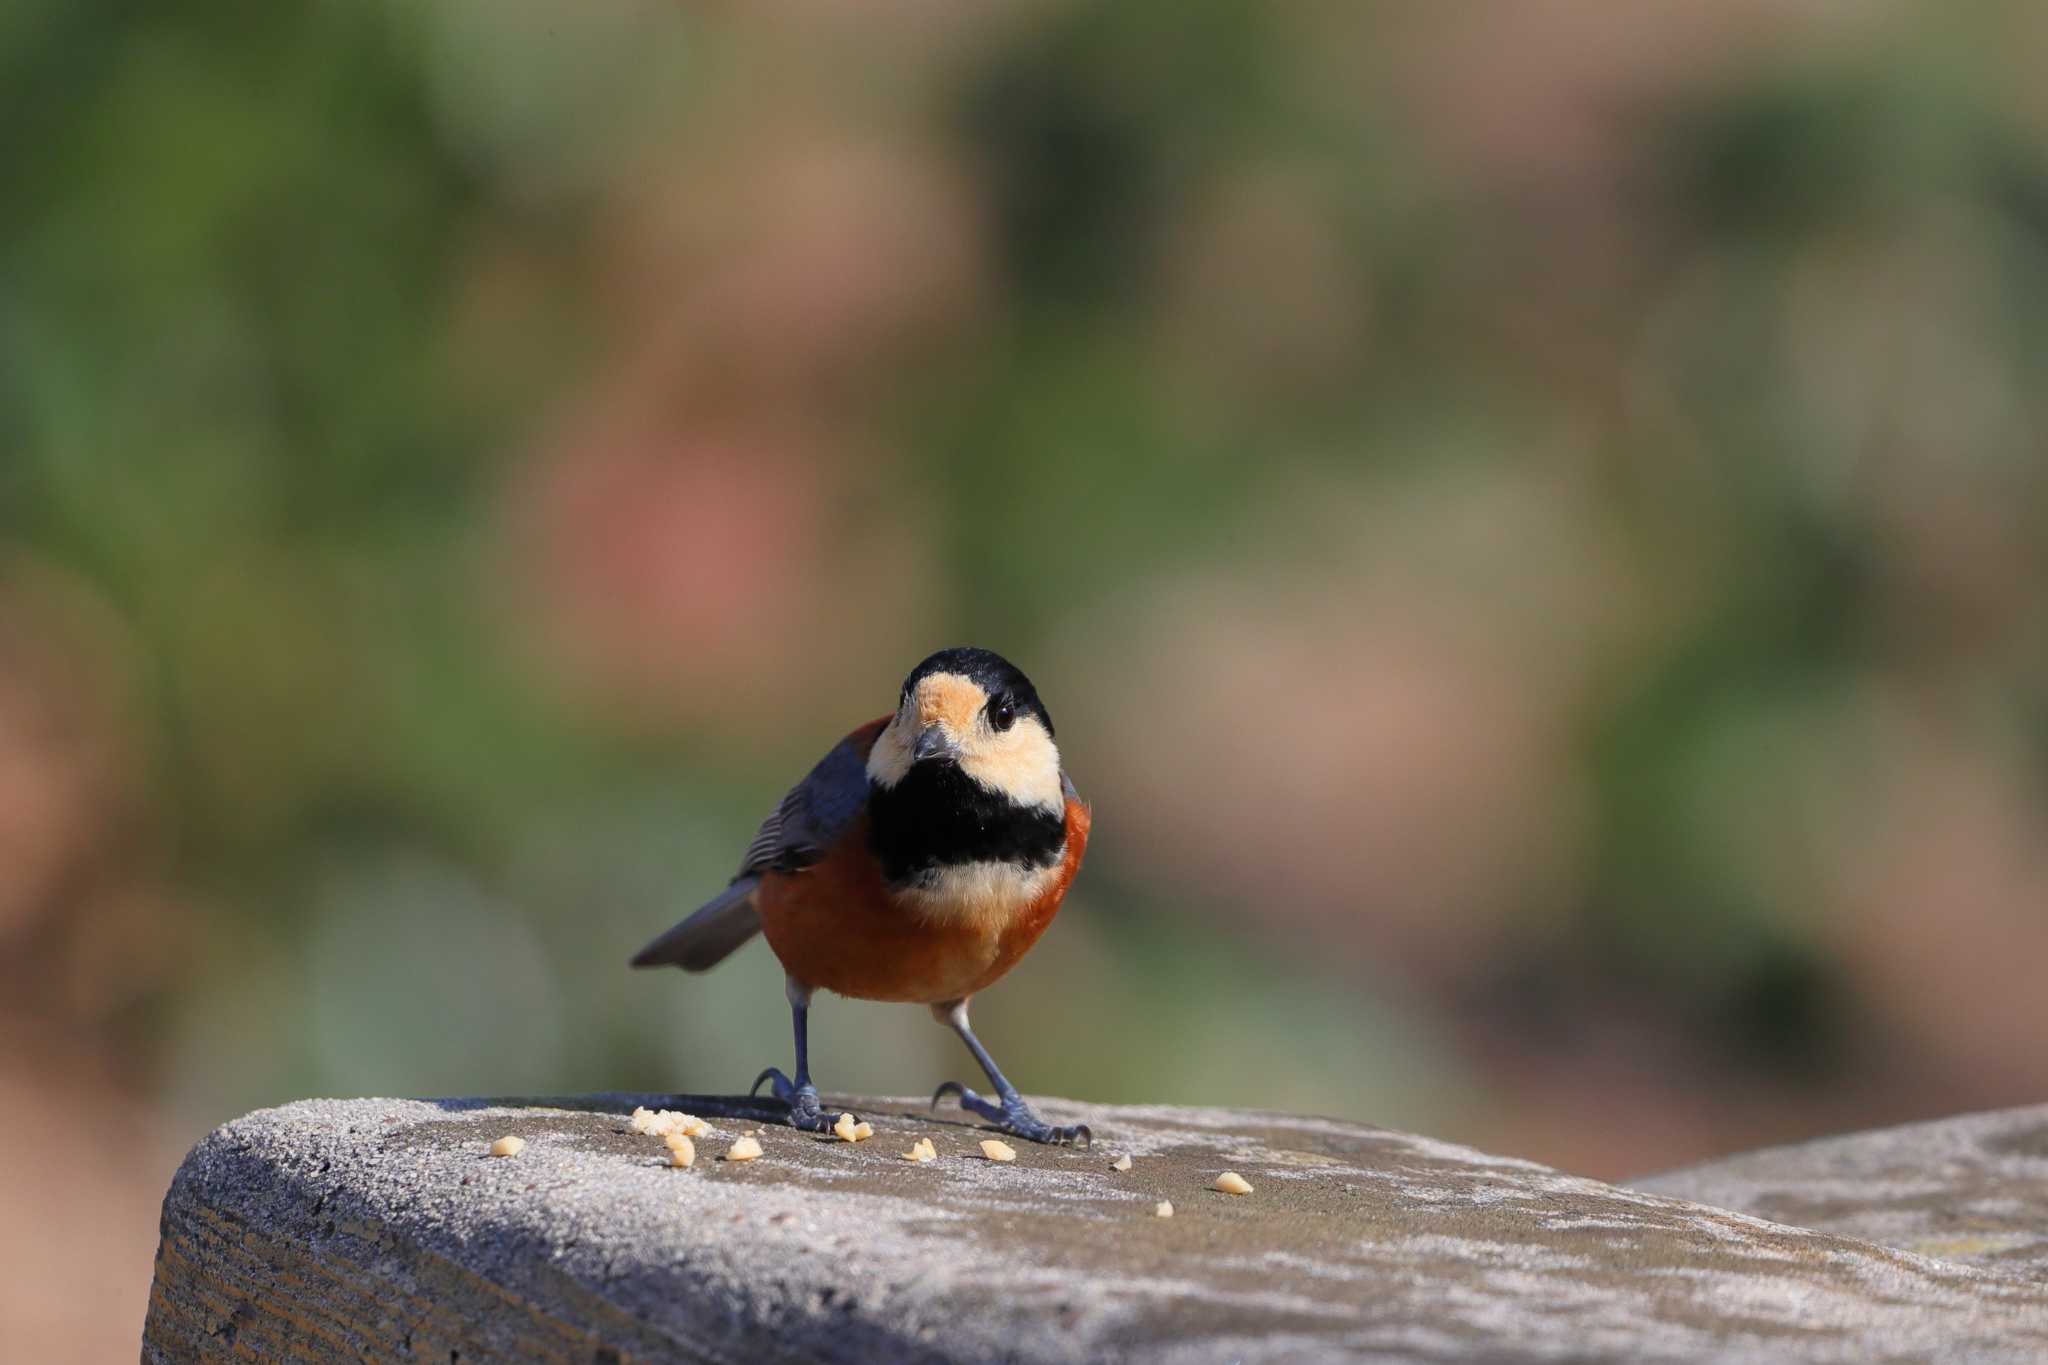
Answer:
896, 858, 1064, 929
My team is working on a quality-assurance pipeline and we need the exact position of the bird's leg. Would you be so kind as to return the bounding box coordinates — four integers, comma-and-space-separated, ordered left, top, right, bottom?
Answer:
749, 976, 840, 1133
929, 999, 1091, 1146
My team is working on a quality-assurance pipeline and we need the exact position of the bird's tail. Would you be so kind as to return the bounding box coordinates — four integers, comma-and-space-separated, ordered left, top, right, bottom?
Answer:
629, 878, 762, 972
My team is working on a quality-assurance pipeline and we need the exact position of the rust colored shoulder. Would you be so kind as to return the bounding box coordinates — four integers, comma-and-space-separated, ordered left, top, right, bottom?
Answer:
734, 714, 890, 880
844, 714, 890, 754
1061, 794, 1092, 860
1038, 796, 1091, 920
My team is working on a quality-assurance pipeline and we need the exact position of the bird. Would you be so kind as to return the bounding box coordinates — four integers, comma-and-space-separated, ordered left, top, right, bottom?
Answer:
630, 646, 1093, 1145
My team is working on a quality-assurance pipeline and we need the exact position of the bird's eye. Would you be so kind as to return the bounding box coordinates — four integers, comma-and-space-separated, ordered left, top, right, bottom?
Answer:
988, 695, 1017, 732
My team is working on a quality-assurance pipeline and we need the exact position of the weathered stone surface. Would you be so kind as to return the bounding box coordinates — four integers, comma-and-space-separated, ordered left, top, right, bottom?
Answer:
1637, 1101, 2048, 1283
146, 1094, 2048, 1363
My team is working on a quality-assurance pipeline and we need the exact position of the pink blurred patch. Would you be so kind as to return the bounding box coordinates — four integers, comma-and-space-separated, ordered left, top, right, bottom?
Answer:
1388, 0, 1873, 187
1821, 703, 2048, 1099
1055, 466, 1626, 983
500, 406, 944, 734
509, 422, 822, 709
0, 560, 146, 951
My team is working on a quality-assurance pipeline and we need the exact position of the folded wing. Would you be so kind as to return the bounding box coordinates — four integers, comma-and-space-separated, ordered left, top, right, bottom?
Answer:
629, 718, 884, 972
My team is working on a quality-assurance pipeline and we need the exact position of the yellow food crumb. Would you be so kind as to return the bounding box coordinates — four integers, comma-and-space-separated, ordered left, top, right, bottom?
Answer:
852, 1120, 874, 1141
724, 1135, 764, 1162
1110, 1154, 1133, 1172
1155, 1201, 1174, 1218
630, 1107, 711, 1139
664, 1134, 696, 1168
902, 1138, 938, 1163
1212, 1171, 1253, 1196
488, 1136, 525, 1158
980, 1139, 1017, 1163
833, 1112, 865, 1142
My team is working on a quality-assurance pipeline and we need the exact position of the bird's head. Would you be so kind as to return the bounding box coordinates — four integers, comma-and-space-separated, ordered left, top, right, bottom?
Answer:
867, 647, 1063, 813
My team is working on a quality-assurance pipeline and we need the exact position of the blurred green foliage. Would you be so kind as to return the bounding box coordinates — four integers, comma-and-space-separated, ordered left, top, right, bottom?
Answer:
5, 0, 2048, 1174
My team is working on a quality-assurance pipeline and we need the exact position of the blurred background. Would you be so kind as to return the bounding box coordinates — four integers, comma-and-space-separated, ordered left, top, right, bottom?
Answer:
8, 0, 2048, 1354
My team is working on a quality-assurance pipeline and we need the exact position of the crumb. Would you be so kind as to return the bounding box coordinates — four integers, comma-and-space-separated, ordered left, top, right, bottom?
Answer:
725, 1136, 764, 1162
1110, 1154, 1133, 1172
665, 1134, 696, 1168
833, 1112, 867, 1143
902, 1138, 938, 1163
1155, 1201, 1174, 1218
630, 1107, 711, 1140
488, 1136, 525, 1158
1212, 1171, 1253, 1196
979, 1139, 1017, 1163
852, 1120, 874, 1141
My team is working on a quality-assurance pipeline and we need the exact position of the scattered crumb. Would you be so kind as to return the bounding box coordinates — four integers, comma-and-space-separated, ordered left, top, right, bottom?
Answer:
1155, 1201, 1174, 1218
630, 1107, 711, 1139
1212, 1171, 1253, 1196
488, 1136, 525, 1158
724, 1136, 764, 1162
980, 1139, 1018, 1163
852, 1120, 874, 1141
833, 1112, 875, 1143
664, 1134, 696, 1169
1110, 1154, 1133, 1172
902, 1137, 938, 1163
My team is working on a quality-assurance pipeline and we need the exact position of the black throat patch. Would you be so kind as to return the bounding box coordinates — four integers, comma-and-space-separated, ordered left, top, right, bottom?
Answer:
867, 761, 1066, 888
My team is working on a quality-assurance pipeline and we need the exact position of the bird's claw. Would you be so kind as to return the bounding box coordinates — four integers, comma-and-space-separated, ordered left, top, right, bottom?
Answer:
930, 1080, 1092, 1147
750, 1067, 843, 1133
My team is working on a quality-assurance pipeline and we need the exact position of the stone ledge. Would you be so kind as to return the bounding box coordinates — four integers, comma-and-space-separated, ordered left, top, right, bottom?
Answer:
144, 1094, 2048, 1362
1635, 1101, 2048, 1282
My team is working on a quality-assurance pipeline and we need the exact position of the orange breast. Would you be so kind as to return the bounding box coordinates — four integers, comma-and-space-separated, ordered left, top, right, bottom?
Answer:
757, 798, 1090, 1005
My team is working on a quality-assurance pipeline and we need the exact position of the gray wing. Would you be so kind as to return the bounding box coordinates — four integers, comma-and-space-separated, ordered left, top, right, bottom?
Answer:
735, 728, 874, 877
629, 726, 875, 973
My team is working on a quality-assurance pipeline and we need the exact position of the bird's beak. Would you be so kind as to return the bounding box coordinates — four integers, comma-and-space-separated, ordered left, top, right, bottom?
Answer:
911, 725, 960, 765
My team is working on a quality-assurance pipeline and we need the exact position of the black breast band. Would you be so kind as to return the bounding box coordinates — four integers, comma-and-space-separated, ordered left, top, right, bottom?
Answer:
867, 763, 1066, 887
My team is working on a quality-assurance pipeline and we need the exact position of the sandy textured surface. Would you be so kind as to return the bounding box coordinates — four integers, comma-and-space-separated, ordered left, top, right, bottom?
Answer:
145, 1093, 2048, 1362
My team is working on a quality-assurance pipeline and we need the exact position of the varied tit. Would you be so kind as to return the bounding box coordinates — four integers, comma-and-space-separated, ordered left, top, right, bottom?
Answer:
631, 646, 1093, 1145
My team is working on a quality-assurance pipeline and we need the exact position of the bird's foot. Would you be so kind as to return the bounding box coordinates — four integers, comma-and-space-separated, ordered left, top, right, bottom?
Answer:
931, 1081, 1091, 1146
749, 1068, 846, 1133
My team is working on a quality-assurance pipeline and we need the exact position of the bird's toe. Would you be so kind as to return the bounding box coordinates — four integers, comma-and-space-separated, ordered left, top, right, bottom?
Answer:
752, 1068, 839, 1133
932, 1082, 1089, 1146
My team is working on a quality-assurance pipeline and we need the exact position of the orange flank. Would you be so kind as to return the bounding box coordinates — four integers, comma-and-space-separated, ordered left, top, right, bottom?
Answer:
964, 796, 1088, 997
